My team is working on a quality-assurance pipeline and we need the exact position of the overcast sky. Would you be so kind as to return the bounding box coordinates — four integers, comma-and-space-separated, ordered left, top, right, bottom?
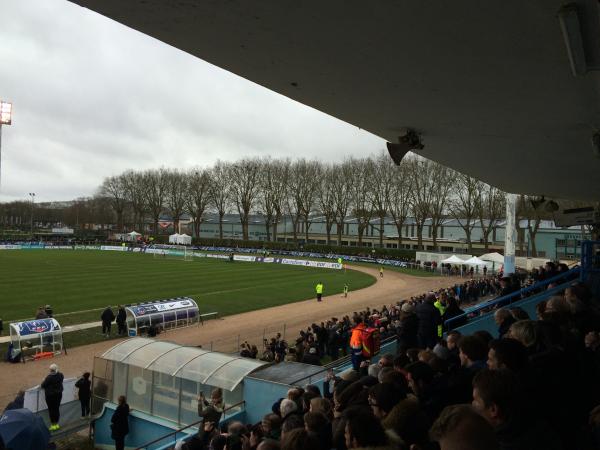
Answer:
0, 0, 385, 203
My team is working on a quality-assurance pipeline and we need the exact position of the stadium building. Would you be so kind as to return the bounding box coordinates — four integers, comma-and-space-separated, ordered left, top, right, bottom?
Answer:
190, 213, 590, 260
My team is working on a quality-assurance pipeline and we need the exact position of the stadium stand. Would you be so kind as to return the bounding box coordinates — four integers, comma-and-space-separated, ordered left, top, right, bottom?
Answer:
133, 264, 599, 450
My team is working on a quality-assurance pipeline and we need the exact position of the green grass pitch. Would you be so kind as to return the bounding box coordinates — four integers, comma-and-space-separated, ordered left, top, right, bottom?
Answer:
0, 250, 376, 324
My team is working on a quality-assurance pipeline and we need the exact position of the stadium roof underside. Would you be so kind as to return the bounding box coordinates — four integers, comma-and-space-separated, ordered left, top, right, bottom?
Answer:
69, 0, 600, 201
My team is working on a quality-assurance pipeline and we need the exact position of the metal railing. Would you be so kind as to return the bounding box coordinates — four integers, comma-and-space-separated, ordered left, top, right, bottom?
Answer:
445, 266, 580, 330
134, 400, 246, 450
286, 335, 398, 387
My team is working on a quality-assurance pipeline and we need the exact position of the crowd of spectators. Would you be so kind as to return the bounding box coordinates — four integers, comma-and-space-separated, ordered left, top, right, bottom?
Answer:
238, 277, 505, 366
176, 274, 600, 450
240, 262, 577, 370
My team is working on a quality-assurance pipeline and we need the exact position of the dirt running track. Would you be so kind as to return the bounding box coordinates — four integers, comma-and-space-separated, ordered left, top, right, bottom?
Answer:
0, 266, 459, 406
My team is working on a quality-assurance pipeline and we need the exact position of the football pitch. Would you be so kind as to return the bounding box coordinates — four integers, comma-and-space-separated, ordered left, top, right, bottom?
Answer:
0, 250, 376, 324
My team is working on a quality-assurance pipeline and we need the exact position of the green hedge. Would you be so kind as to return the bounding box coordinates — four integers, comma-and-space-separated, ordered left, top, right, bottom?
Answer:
191, 237, 416, 260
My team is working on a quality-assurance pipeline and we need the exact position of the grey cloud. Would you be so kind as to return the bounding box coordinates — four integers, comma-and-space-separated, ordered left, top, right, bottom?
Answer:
0, 0, 384, 202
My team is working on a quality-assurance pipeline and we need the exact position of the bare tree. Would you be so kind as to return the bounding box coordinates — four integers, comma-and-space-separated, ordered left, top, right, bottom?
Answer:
408, 157, 434, 250
317, 164, 338, 245
258, 158, 289, 242
270, 159, 290, 242
122, 170, 146, 232
371, 153, 395, 248
164, 169, 187, 233
449, 173, 483, 253
98, 175, 127, 232
429, 163, 453, 251
229, 158, 262, 241
386, 159, 412, 248
349, 158, 375, 246
476, 184, 505, 249
209, 161, 232, 239
517, 195, 544, 257
185, 169, 212, 238
143, 168, 169, 235
286, 159, 319, 243
299, 161, 321, 242
331, 161, 354, 245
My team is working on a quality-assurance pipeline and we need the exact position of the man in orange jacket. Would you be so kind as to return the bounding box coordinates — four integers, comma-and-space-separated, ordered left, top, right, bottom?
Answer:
350, 316, 366, 371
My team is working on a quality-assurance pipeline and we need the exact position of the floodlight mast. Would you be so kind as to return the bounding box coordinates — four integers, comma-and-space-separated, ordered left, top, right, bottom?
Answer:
0, 101, 14, 193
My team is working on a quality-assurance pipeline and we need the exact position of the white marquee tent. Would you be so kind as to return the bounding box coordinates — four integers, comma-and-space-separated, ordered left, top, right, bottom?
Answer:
178, 234, 192, 245
480, 252, 505, 264
464, 256, 487, 266
126, 231, 141, 242
440, 255, 465, 265
169, 233, 192, 245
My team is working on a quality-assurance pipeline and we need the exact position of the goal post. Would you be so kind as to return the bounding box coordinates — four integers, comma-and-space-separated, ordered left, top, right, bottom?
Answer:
151, 244, 193, 261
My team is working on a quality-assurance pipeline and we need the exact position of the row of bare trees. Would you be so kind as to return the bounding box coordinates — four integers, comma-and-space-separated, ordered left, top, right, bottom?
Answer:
2, 153, 570, 255
94, 154, 510, 251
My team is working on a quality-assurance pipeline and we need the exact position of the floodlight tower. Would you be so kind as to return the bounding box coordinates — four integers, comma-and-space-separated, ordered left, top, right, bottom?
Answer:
0, 101, 13, 192
29, 192, 35, 235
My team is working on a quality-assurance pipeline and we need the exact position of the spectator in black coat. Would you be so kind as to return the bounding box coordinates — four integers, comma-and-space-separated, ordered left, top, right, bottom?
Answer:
41, 363, 64, 431
397, 303, 418, 354
3, 390, 24, 413
101, 306, 115, 337
494, 308, 516, 339
75, 372, 91, 417
416, 294, 441, 349
116, 306, 127, 336
443, 297, 466, 329
111, 395, 130, 450
301, 347, 321, 366
430, 404, 499, 450
472, 369, 563, 450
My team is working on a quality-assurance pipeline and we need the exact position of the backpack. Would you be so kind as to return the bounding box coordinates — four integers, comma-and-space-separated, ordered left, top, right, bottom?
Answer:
361, 327, 381, 358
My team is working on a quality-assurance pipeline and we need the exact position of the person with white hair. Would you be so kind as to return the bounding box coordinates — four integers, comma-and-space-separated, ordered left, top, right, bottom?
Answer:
280, 398, 298, 419
41, 363, 64, 431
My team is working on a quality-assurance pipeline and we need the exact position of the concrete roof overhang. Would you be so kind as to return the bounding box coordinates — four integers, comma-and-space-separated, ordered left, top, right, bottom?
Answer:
68, 0, 600, 200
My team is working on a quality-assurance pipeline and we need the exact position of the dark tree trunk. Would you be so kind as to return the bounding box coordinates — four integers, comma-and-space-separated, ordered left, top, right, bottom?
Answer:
218, 212, 224, 239
416, 224, 424, 250
326, 221, 334, 245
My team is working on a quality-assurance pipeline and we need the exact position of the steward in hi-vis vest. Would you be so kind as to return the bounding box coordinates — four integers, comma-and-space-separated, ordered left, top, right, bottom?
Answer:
316, 282, 324, 302
350, 317, 366, 371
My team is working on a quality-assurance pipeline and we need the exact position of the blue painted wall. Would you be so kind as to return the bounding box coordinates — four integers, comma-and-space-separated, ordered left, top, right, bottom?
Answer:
243, 378, 290, 425
94, 403, 193, 450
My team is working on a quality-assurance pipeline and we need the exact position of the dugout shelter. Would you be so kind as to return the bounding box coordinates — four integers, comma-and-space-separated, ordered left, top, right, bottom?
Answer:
91, 337, 268, 447
125, 297, 200, 336
9, 318, 63, 360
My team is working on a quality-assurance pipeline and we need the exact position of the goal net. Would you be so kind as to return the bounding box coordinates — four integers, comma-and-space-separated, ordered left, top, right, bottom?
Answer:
152, 244, 193, 261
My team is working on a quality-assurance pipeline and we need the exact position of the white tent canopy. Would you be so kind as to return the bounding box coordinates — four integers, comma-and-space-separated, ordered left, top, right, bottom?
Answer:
126, 231, 141, 242
480, 252, 504, 264
178, 234, 192, 245
441, 255, 465, 264
464, 256, 487, 266
169, 233, 191, 245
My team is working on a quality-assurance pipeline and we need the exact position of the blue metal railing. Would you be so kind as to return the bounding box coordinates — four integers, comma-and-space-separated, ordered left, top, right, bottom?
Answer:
449, 279, 577, 337
445, 266, 580, 331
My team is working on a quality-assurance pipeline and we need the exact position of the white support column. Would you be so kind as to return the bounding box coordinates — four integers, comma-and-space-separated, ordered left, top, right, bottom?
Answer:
504, 193, 517, 275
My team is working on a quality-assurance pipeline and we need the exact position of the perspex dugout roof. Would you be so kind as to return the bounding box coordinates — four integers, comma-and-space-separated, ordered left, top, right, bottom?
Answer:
101, 338, 267, 391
